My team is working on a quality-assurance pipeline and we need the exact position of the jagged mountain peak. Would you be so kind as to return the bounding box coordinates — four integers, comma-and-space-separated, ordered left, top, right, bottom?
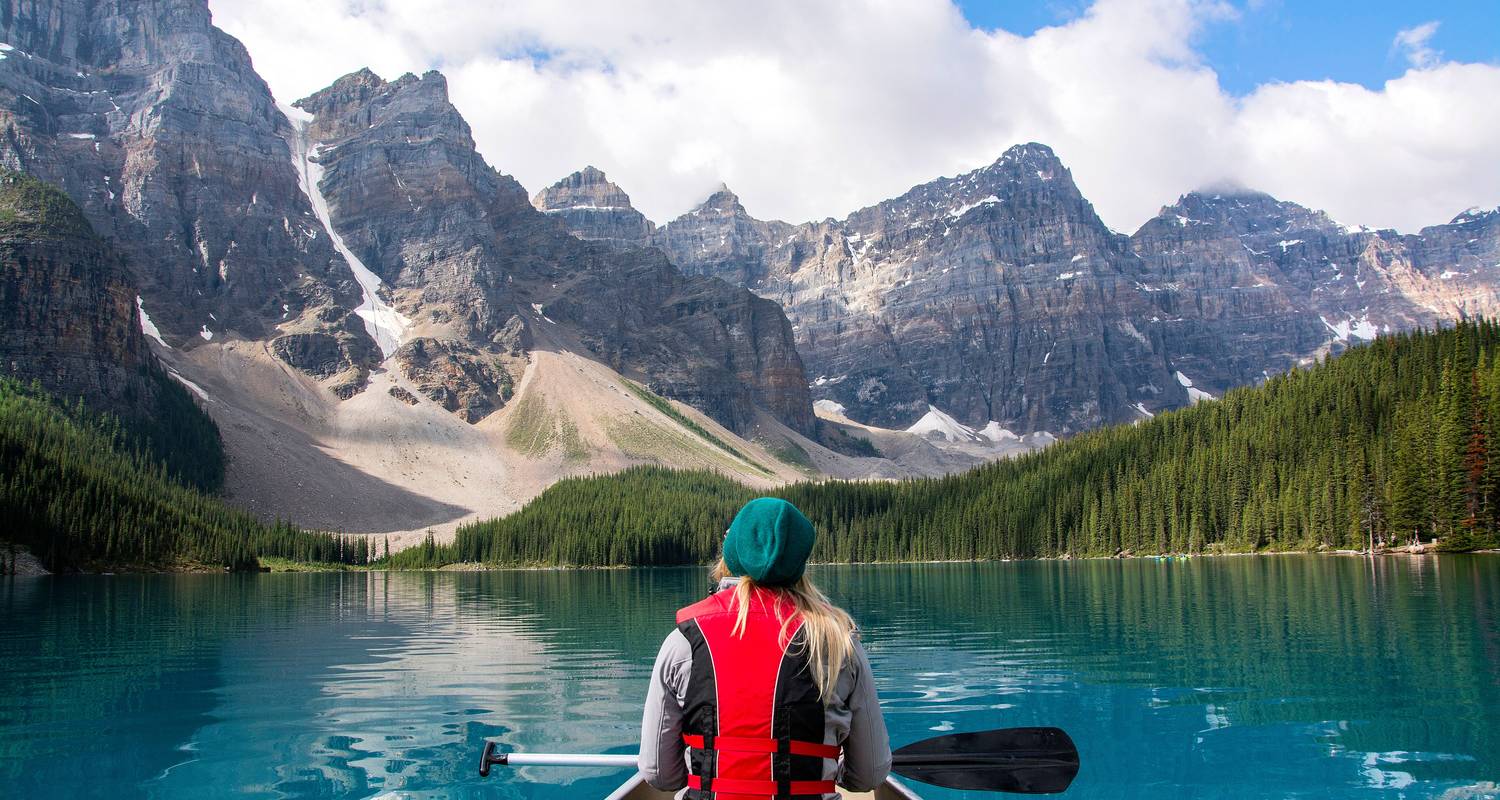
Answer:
531, 165, 655, 246
304, 67, 448, 96
966, 142, 1072, 187
1156, 189, 1281, 224
1450, 206, 1499, 226
1176, 187, 1276, 206
293, 66, 511, 216
294, 67, 386, 111
532, 165, 636, 213
835, 140, 1095, 237
575, 165, 610, 183
991, 141, 1062, 167
692, 183, 745, 213
1150, 189, 1344, 238
294, 69, 458, 134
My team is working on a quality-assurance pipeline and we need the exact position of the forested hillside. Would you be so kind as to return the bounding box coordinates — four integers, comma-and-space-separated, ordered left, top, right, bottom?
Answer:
0, 378, 373, 572
389, 322, 1500, 568
13, 323, 1498, 573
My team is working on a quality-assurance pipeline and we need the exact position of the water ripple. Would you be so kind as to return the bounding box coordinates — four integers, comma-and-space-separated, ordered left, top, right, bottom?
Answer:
1, 558, 1497, 799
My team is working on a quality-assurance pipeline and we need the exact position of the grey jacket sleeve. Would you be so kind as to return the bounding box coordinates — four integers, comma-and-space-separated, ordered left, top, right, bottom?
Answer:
639, 628, 691, 790
837, 640, 892, 791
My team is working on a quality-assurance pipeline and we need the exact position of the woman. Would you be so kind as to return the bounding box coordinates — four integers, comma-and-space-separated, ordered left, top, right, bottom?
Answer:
640, 498, 891, 798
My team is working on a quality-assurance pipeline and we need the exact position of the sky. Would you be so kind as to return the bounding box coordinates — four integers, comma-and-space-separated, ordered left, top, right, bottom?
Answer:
210, 0, 1500, 234
957, 1, 1500, 94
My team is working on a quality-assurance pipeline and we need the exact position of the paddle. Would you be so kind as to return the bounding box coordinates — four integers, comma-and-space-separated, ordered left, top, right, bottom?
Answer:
480, 726, 1079, 794
891, 727, 1078, 794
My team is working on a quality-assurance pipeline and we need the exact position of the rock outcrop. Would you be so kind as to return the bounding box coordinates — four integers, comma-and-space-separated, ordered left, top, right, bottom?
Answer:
548, 146, 1500, 435
394, 338, 515, 423
0, 169, 147, 408
293, 69, 816, 435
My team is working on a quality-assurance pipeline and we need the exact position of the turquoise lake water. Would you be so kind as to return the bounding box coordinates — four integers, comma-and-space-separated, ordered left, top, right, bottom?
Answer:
2, 557, 1497, 799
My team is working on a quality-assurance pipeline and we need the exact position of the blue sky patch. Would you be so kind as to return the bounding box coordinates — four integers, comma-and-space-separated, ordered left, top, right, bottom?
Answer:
955, 0, 1500, 94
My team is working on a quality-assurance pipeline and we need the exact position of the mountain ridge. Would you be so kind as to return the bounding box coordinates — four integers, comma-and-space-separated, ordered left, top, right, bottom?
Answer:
539, 144, 1500, 434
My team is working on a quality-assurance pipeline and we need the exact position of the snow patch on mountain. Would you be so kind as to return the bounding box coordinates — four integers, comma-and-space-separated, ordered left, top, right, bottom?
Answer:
543, 204, 629, 212
1321, 314, 1379, 342
284, 106, 410, 359
1118, 319, 1150, 346
136, 296, 169, 348
907, 405, 983, 442
947, 195, 1000, 220
978, 421, 1020, 442
1174, 371, 1215, 403
167, 369, 210, 401
814, 398, 848, 416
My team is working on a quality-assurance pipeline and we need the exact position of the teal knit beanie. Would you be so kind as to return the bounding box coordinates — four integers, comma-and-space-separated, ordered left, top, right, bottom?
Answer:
723, 498, 816, 586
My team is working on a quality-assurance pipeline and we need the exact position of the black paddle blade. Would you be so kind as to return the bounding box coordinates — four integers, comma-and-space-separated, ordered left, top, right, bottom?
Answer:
891, 726, 1079, 794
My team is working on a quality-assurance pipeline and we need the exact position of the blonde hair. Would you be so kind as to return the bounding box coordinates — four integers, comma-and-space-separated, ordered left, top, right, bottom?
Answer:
712, 558, 858, 703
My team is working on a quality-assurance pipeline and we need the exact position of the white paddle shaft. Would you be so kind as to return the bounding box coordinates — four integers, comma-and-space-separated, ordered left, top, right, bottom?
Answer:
501, 753, 639, 767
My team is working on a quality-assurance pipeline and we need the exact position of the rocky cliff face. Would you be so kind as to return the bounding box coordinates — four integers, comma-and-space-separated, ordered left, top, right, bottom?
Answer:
0, 0, 373, 382
647, 145, 1177, 433
1127, 191, 1339, 396
531, 166, 655, 250
293, 70, 816, 434
0, 168, 146, 407
549, 146, 1500, 435
1131, 192, 1500, 397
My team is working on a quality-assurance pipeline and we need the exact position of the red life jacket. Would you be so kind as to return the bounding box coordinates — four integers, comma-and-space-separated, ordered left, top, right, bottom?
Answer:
675, 587, 843, 800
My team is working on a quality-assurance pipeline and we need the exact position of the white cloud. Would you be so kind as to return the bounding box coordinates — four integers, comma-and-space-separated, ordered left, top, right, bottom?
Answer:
1392, 21, 1442, 69
211, 0, 1500, 234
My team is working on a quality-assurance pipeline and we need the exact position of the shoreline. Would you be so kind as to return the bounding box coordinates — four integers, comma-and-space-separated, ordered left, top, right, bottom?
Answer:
7, 546, 1495, 578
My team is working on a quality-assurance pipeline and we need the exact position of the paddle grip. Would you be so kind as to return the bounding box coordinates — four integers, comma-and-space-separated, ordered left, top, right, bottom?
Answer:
479, 741, 508, 777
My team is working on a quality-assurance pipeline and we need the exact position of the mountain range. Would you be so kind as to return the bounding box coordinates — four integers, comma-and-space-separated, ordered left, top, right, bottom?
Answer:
1, 0, 1497, 540
535, 151, 1500, 434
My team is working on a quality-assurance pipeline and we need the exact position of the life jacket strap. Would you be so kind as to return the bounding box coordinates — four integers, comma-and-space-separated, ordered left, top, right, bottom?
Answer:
683, 734, 841, 760
686, 774, 838, 796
